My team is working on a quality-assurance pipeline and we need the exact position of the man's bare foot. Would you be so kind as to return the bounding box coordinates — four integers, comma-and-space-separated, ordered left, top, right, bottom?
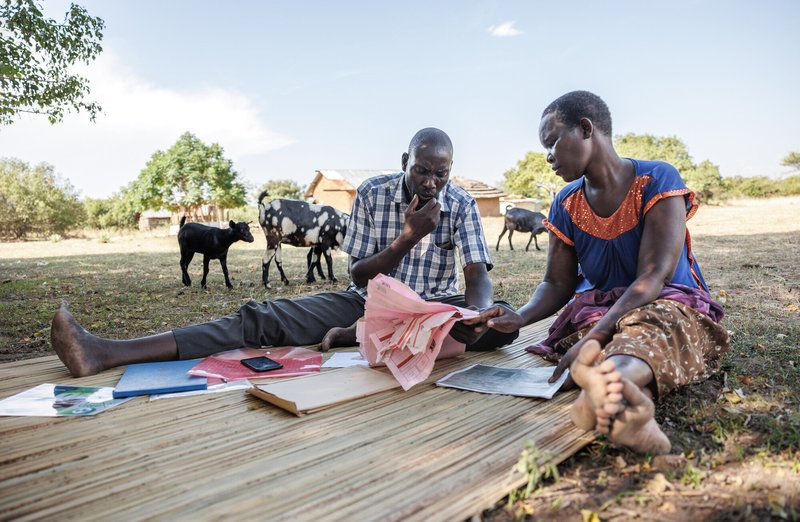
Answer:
50, 302, 107, 377
606, 378, 671, 455
319, 324, 357, 352
569, 339, 621, 431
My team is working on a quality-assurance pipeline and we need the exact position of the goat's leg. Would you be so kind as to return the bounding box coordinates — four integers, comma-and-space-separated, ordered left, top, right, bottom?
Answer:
315, 246, 325, 279
525, 233, 534, 252
305, 247, 317, 284
533, 231, 541, 251
323, 248, 337, 283
180, 250, 194, 286
219, 254, 233, 289
274, 245, 290, 285
262, 246, 277, 289
201, 255, 211, 289
507, 229, 515, 251
496, 228, 507, 251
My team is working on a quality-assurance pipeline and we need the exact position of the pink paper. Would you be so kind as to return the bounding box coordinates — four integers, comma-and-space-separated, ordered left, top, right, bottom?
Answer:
357, 274, 479, 390
189, 346, 322, 381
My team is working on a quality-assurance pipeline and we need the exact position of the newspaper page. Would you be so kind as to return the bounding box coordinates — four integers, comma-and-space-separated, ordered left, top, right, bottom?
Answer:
435, 364, 569, 400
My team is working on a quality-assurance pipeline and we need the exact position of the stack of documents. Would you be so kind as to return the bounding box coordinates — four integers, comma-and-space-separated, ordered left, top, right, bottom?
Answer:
357, 274, 479, 390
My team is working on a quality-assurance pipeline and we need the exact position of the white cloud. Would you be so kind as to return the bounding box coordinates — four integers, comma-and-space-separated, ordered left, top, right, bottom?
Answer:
488, 21, 523, 37
0, 50, 295, 198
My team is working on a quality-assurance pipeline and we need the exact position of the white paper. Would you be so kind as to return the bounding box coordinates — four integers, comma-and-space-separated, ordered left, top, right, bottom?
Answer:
0, 384, 131, 416
149, 379, 251, 400
435, 364, 568, 400
322, 352, 370, 368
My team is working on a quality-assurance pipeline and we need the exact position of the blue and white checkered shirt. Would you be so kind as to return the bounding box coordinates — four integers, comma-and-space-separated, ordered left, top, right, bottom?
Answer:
341, 172, 493, 299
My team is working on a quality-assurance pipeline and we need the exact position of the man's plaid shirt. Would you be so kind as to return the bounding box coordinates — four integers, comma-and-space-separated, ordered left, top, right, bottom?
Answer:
341, 172, 493, 299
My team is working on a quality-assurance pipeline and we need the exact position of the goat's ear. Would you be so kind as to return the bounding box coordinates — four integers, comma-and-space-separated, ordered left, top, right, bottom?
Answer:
229, 220, 236, 228
247, 221, 253, 225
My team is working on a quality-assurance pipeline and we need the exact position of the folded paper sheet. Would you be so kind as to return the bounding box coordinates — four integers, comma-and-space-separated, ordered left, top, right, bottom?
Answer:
357, 274, 479, 390
188, 346, 322, 382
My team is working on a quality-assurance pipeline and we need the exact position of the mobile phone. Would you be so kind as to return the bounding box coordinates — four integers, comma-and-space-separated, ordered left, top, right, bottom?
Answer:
240, 356, 284, 372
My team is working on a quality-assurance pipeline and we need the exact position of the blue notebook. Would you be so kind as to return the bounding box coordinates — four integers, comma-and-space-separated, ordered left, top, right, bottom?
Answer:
113, 360, 208, 398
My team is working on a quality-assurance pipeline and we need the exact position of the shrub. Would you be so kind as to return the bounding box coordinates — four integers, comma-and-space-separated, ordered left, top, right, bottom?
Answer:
0, 158, 85, 239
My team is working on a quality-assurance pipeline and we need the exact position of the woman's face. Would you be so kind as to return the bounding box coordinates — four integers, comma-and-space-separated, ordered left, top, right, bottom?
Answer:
538, 113, 592, 183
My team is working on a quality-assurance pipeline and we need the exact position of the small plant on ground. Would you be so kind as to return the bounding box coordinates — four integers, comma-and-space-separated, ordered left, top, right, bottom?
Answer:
508, 440, 560, 507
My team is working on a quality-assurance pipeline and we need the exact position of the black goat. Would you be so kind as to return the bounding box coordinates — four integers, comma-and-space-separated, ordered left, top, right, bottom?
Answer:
257, 191, 348, 287
496, 205, 547, 251
178, 216, 255, 289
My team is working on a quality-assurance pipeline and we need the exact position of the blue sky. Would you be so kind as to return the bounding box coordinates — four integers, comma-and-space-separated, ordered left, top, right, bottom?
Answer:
2, 0, 799, 198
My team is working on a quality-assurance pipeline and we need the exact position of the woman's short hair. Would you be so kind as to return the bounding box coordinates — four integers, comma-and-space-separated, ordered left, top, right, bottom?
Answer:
542, 91, 613, 136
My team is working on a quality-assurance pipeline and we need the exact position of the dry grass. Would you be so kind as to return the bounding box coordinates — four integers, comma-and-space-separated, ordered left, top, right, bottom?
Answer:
1, 197, 799, 519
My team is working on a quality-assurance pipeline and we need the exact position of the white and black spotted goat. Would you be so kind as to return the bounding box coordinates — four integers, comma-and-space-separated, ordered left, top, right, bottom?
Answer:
257, 191, 349, 287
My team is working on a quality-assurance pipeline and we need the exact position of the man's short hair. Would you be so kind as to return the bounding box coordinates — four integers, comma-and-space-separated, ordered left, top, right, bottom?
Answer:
408, 127, 453, 155
542, 91, 613, 136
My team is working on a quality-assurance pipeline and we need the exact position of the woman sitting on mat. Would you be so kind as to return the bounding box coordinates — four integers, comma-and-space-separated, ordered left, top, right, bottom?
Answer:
465, 91, 729, 454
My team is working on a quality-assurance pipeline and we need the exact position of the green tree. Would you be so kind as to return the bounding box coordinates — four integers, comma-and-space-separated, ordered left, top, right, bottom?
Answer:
0, 158, 84, 238
615, 133, 694, 173
257, 179, 303, 200
83, 188, 139, 229
503, 152, 563, 203
131, 132, 247, 218
0, 0, 104, 125
782, 151, 800, 172
683, 160, 725, 203
615, 133, 726, 202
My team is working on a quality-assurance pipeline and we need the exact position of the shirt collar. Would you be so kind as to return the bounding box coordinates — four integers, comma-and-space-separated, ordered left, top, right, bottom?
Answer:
390, 172, 451, 212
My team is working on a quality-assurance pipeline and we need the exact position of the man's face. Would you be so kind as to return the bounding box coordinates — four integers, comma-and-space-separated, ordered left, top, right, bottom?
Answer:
401, 143, 453, 204
538, 113, 592, 183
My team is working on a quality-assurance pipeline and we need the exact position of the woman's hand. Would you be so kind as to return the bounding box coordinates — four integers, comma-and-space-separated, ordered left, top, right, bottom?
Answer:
548, 339, 585, 384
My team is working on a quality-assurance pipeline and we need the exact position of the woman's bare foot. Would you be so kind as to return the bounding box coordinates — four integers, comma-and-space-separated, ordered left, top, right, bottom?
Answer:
607, 378, 671, 455
50, 302, 108, 377
595, 379, 624, 434
569, 339, 621, 431
319, 324, 357, 352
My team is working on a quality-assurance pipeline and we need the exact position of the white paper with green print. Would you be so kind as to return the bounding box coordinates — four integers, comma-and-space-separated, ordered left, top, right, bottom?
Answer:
0, 384, 131, 416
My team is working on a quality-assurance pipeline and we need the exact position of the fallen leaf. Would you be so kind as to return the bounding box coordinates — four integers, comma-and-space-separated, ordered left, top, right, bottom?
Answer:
724, 391, 742, 404
646, 473, 672, 494
614, 456, 627, 469
580, 509, 601, 522
659, 501, 677, 513
740, 375, 754, 385
652, 454, 686, 472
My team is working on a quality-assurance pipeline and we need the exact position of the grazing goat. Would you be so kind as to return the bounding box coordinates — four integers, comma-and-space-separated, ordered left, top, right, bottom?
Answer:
257, 191, 349, 287
496, 205, 547, 251
178, 216, 255, 289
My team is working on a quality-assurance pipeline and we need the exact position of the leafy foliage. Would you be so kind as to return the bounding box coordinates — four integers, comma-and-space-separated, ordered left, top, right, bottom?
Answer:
782, 151, 800, 171
0, 0, 104, 125
502, 152, 563, 204
614, 133, 695, 172
683, 160, 725, 203
0, 158, 84, 238
508, 440, 559, 507
83, 188, 139, 229
257, 179, 303, 200
615, 133, 726, 203
130, 132, 247, 216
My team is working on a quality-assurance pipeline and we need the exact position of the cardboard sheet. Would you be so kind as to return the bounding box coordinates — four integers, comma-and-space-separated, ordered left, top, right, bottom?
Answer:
248, 365, 401, 416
